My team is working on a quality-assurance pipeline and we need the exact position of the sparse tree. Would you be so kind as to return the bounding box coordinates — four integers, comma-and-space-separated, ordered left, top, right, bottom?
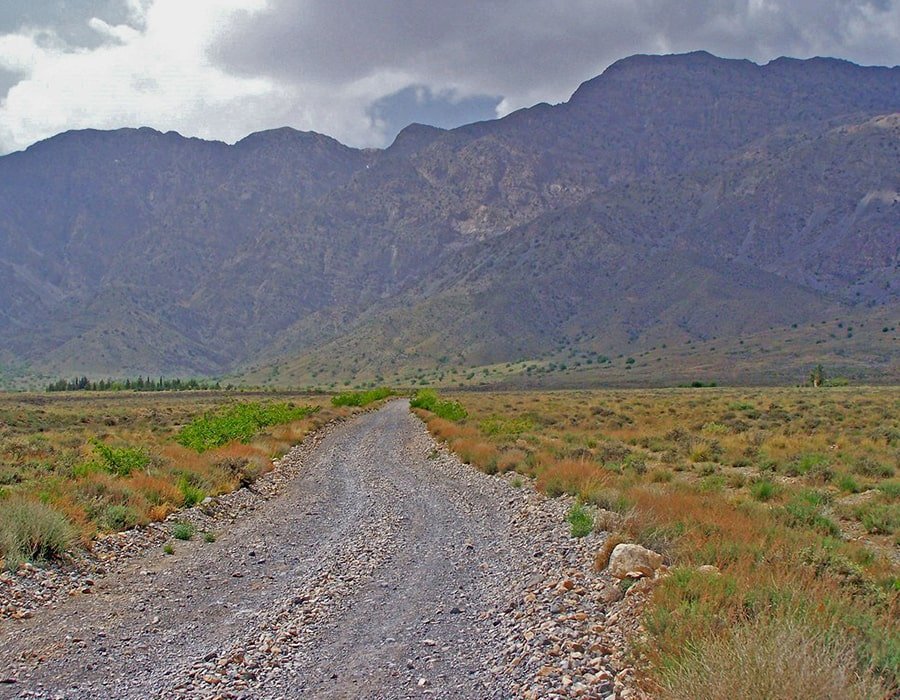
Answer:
809, 364, 827, 388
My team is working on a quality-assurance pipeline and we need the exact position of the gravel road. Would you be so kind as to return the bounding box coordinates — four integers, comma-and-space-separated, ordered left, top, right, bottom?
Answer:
0, 400, 643, 700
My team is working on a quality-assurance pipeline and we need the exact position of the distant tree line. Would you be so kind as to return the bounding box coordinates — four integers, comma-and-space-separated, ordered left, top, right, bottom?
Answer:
46, 376, 223, 392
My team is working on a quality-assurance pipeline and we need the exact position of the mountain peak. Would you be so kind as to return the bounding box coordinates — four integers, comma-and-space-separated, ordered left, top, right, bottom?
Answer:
386, 122, 448, 156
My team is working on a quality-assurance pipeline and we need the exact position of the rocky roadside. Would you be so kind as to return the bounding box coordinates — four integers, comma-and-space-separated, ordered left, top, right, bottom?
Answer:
0, 415, 350, 623
421, 439, 656, 700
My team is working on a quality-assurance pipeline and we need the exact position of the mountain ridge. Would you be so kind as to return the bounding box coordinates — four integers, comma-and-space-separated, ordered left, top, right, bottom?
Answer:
0, 51, 897, 389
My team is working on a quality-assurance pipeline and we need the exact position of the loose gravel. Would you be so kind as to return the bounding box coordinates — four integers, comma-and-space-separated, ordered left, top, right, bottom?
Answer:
0, 400, 650, 699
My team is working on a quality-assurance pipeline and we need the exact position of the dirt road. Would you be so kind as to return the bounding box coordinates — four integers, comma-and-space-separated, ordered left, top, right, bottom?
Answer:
0, 401, 535, 698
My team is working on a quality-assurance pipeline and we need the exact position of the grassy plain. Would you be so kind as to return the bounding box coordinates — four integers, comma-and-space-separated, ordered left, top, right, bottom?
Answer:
0, 391, 356, 565
414, 386, 899, 697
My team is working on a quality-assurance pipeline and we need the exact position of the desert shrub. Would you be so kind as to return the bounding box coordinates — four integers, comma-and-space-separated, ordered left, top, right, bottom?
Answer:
102, 504, 139, 531
177, 476, 206, 507
536, 459, 605, 498
835, 473, 861, 494
478, 415, 535, 436
172, 521, 194, 540
410, 390, 467, 421
656, 616, 886, 700
878, 480, 900, 500
331, 387, 393, 407
778, 492, 840, 536
852, 457, 894, 479
650, 469, 674, 483
856, 504, 899, 536
567, 503, 593, 538
177, 402, 317, 452
91, 439, 150, 476
750, 479, 780, 502
0, 498, 74, 568
216, 456, 262, 488
623, 452, 648, 475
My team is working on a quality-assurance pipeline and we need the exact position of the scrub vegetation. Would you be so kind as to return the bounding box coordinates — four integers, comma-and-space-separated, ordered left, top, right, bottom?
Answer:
415, 386, 899, 696
0, 391, 353, 566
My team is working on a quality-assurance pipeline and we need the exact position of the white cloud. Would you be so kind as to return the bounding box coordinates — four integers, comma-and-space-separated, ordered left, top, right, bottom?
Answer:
0, 0, 275, 153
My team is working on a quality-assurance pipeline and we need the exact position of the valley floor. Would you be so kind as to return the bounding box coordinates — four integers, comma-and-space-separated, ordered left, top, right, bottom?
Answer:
0, 401, 639, 699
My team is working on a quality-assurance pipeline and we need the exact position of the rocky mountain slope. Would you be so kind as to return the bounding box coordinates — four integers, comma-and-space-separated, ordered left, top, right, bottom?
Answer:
0, 52, 897, 386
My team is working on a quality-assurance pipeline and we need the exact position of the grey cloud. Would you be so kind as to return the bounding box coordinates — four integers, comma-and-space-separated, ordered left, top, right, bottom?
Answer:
368, 86, 501, 139
0, 68, 22, 99
215, 0, 900, 117
0, 1, 136, 49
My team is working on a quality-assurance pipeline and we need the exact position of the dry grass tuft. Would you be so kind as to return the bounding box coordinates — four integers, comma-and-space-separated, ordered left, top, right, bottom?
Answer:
658, 616, 888, 700
594, 532, 628, 570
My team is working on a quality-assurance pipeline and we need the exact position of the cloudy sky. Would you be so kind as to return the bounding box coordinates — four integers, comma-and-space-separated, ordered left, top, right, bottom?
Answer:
0, 0, 898, 154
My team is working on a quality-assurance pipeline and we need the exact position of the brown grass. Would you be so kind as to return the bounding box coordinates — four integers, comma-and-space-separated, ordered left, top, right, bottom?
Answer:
657, 616, 888, 700
419, 387, 900, 693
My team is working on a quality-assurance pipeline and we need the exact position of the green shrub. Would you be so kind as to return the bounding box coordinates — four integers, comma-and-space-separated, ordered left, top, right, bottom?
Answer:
877, 480, 900, 500
750, 479, 780, 502
835, 473, 861, 494
176, 402, 318, 452
102, 504, 138, 531
778, 493, 840, 536
567, 503, 593, 538
91, 439, 150, 476
0, 498, 74, 568
410, 390, 467, 421
178, 477, 206, 507
172, 521, 194, 540
852, 457, 894, 479
856, 504, 899, 535
331, 387, 393, 407
478, 415, 535, 436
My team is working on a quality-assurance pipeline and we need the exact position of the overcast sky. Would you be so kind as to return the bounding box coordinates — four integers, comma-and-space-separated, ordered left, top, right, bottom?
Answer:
0, 0, 898, 154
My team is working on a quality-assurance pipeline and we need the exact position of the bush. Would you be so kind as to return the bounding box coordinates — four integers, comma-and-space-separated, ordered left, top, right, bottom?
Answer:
331, 387, 393, 407
750, 479, 780, 502
410, 390, 467, 421
657, 616, 886, 700
177, 402, 318, 452
102, 504, 139, 531
567, 503, 593, 538
0, 498, 74, 568
778, 493, 840, 536
178, 477, 206, 507
172, 521, 194, 540
856, 504, 899, 535
91, 440, 150, 476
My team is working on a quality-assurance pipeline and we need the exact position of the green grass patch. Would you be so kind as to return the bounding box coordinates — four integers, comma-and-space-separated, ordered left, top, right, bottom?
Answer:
176, 402, 318, 452
567, 503, 594, 538
750, 479, 780, 502
331, 387, 393, 407
410, 390, 467, 421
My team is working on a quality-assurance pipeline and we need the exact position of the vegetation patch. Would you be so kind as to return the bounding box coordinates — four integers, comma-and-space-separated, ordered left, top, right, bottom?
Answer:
416, 387, 899, 694
331, 387, 393, 407
410, 389, 467, 421
176, 402, 318, 452
0, 498, 74, 569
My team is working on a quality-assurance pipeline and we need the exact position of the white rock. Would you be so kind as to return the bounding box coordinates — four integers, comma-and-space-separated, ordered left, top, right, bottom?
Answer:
607, 543, 662, 579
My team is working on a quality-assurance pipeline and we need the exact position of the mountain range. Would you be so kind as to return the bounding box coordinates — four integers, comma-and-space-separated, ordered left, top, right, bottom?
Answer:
0, 51, 897, 389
